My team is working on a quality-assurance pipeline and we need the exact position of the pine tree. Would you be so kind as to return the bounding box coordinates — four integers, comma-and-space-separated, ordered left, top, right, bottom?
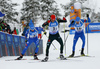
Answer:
21, 0, 41, 23
40, 0, 61, 20
0, 0, 19, 23
21, 0, 61, 24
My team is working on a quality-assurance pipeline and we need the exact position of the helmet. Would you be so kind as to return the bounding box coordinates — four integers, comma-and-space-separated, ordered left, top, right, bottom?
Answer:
29, 20, 35, 30
76, 17, 80, 22
50, 14, 56, 20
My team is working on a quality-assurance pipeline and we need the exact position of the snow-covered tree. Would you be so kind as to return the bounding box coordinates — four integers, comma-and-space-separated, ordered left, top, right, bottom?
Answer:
40, 0, 61, 20
21, 0, 41, 23
0, 0, 19, 23
21, 0, 61, 23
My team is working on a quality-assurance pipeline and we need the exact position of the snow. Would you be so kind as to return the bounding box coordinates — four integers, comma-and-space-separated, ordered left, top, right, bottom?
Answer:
1, 0, 100, 69
0, 32, 100, 69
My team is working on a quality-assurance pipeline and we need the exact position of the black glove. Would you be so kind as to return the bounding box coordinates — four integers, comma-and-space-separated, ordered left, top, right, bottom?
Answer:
25, 40, 27, 42
87, 14, 89, 18
22, 33, 25, 36
71, 21, 75, 24
44, 32, 47, 35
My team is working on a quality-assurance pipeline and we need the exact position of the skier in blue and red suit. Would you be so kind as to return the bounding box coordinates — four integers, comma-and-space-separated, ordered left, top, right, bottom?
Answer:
36, 26, 44, 39
17, 20, 39, 60
69, 14, 91, 57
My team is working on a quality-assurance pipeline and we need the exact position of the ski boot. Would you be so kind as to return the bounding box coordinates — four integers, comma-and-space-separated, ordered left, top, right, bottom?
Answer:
16, 54, 23, 60
34, 54, 39, 60
69, 51, 75, 57
41, 56, 48, 62
60, 54, 67, 60
81, 48, 85, 56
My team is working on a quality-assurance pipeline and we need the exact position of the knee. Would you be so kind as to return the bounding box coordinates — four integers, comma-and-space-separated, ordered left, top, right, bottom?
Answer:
82, 39, 85, 43
47, 42, 50, 47
73, 39, 77, 43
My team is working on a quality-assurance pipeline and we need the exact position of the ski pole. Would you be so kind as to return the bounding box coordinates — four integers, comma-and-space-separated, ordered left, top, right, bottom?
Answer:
63, 23, 66, 56
63, 27, 71, 47
87, 17, 89, 56
44, 34, 57, 50
43, 25, 57, 50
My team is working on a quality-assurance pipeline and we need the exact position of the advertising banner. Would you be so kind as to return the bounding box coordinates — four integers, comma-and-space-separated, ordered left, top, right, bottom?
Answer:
13, 35, 21, 56
85, 23, 100, 33
6, 34, 15, 56
0, 32, 43, 57
0, 36, 2, 57
69, 29, 75, 34
19, 36, 27, 56
0, 32, 8, 56
38, 40, 43, 54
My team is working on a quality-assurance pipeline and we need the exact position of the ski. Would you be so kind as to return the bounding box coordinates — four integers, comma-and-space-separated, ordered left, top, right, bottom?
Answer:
5, 59, 27, 61
56, 57, 67, 60
67, 55, 95, 58
5, 58, 41, 61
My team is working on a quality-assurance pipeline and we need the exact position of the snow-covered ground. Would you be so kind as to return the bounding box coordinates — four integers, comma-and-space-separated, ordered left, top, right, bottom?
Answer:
0, 32, 100, 69
1, 0, 100, 69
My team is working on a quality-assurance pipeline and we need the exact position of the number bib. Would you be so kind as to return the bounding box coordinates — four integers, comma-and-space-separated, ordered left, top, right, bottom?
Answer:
49, 21, 59, 34
49, 26, 58, 34
29, 31, 37, 38
75, 23, 83, 33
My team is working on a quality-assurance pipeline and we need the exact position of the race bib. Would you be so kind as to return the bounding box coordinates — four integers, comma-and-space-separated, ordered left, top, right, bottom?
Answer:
29, 32, 37, 38
75, 24, 83, 32
49, 26, 58, 34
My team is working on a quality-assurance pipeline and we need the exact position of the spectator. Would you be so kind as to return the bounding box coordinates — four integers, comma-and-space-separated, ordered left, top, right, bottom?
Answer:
36, 26, 44, 39
13, 27, 17, 35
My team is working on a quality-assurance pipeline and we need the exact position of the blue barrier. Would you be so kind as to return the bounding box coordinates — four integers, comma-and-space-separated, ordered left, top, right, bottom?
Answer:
19, 36, 28, 56
6, 34, 15, 56
0, 31, 43, 57
0, 32, 1, 57
85, 23, 100, 33
13, 35, 21, 56
0, 32, 8, 56
70, 29, 75, 34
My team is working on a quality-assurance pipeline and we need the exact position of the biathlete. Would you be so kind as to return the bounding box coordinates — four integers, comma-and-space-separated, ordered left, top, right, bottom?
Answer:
41, 14, 67, 62
69, 14, 91, 57
17, 20, 39, 60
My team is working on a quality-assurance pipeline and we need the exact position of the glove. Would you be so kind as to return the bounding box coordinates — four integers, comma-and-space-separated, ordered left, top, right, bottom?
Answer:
87, 14, 89, 18
25, 40, 27, 42
71, 21, 75, 24
84, 19, 86, 22
63, 17, 66, 20
22, 33, 25, 36
44, 31, 47, 35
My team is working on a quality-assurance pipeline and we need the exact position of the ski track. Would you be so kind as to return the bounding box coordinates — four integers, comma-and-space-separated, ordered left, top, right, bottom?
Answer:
0, 32, 100, 69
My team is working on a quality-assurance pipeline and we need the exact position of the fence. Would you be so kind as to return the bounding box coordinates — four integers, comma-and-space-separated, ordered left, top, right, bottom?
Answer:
0, 31, 43, 57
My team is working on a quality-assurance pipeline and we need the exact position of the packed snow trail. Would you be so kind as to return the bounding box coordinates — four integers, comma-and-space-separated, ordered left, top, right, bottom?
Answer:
0, 32, 100, 69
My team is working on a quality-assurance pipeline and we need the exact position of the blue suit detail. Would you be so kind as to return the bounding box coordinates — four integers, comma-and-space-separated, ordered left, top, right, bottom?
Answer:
35, 27, 44, 34
73, 31, 85, 51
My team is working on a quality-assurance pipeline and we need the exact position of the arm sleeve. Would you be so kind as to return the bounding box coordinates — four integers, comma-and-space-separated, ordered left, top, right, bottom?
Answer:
57, 17, 67, 23
81, 17, 91, 23
41, 28, 44, 32
68, 21, 76, 27
42, 20, 50, 27
25, 29, 29, 39
35, 27, 38, 31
